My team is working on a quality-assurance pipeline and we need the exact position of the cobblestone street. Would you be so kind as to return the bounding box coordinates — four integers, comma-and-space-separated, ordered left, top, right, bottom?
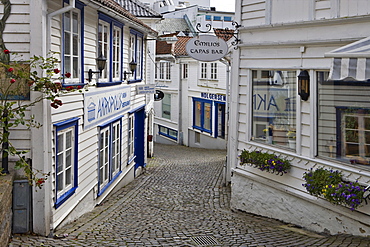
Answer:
9, 144, 370, 246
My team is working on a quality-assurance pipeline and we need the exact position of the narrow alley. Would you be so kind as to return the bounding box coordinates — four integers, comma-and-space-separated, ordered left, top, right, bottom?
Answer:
9, 144, 370, 246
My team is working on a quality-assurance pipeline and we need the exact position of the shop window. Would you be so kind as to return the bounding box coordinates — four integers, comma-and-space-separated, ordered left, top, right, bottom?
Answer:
97, 13, 123, 86
54, 118, 79, 208
216, 103, 225, 139
193, 98, 212, 134
251, 70, 297, 149
98, 119, 122, 195
159, 125, 178, 140
162, 93, 171, 120
62, 0, 84, 85
317, 71, 370, 166
129, 29, 144, 82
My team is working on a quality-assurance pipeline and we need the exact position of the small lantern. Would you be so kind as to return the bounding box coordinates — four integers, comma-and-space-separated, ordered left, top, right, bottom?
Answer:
123, 59, 138, 80
87, 53, 107, 82
298, 70, 310, 101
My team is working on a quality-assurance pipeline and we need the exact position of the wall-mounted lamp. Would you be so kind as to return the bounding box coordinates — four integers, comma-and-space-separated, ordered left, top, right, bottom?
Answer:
123, 60, 137, 80
298, 70, 310, 101
87, 53, 107, 82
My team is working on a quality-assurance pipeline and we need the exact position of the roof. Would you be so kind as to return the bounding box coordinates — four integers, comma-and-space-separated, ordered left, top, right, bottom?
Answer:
173, 36, 192, 56
89, 0, 158, 35
156, 18, 193, 35
115, 0, 162, 18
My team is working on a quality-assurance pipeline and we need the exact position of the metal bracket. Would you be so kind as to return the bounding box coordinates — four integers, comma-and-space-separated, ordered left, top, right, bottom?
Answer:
195, 21, 242, 49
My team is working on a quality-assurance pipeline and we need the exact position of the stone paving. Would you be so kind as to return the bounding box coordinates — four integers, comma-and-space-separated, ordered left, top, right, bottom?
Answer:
9, 143, 370, 246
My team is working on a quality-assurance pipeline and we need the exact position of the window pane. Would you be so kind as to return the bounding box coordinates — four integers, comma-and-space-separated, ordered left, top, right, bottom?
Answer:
317, 71, 370, 166
252, 70, 296, 149
204, 102, 211, 130
195, 101, 201, 127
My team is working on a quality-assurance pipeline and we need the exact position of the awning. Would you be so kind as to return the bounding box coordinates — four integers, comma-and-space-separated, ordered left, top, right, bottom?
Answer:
325, 36, 370, 81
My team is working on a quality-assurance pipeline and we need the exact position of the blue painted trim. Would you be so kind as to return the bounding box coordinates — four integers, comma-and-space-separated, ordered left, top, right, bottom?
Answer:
192, 97, 212, 134
128, 104, 145, 114
158, 125, 178, 140
97, 171, 122, 197
96, 81, 122, 87
55, 187, 77, 208
97, 118, 123, 195
54, 118, 79, 208
98, 115, 124, 128
214, 102, 225, 138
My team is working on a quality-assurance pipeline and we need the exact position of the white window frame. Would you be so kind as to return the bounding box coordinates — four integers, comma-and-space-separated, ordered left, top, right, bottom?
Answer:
54, 118, 79, 208
128, 115, 135, 161
63, 8, 81, 84
129, 29, 144, 82
98, 20, 110, 81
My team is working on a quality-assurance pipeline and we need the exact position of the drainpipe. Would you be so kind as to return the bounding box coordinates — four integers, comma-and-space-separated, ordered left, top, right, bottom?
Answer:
47, 0, 76, 52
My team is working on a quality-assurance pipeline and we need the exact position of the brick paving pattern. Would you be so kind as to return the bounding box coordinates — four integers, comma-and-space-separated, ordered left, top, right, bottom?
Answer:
9, 144, 370, 246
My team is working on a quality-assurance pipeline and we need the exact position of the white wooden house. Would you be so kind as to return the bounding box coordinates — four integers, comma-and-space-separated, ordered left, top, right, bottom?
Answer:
1, 0, 157, 236
154, 19, 234, 149
229, 0, 370, 236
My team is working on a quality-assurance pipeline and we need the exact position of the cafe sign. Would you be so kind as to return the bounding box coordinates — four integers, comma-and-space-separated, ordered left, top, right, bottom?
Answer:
186, 35, 228, 61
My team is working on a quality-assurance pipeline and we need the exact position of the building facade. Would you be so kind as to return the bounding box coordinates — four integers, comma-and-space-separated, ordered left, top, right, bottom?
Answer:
229, 0, 370, 236
1, 0, 157, 236
153, 25, 232, 149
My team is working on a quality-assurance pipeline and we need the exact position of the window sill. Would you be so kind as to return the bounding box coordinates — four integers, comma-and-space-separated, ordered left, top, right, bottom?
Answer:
55, 187, 77, 209
96, 81, 123, 87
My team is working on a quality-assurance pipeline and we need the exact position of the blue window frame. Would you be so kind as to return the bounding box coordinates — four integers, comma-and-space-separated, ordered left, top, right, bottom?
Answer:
193, 98, 212, 134
54, 118, 79, 208
205, 15, 211, 21
159, 125, 178, 140
97, 12, 124, 87
62, 0, 85, 86
224, 16, 232, 22
128, 29, 144, 83
98, 117, 122, 196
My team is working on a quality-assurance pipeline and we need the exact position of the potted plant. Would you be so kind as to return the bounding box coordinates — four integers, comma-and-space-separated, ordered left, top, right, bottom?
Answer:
302, 167, 367, 211
239, 149, 292, 175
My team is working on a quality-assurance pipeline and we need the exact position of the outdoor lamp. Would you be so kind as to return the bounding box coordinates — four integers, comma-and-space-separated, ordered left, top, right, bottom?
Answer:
298, 70, 310, 101
87, 53, 107, 82
123, 59, 137, 80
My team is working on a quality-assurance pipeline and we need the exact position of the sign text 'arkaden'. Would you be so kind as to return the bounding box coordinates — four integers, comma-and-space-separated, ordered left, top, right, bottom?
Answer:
186, 35, 228, 62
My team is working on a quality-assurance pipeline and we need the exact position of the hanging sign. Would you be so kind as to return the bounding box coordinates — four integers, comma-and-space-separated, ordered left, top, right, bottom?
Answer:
186, 35, 228, 61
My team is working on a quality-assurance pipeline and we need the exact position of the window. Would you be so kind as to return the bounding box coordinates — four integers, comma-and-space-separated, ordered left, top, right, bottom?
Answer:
205, 15, 211, 21
193, 98, 212, 133
211, 63, 217, 79
98, 119, 122, 194
158, 61, 171, 80
317, 71, 370, 166
224, 16, 232, 22
62, 1, 84, 85
200, 63, 217, 79
182, 63, 188, 79
158, 125, 178, 140
97, 13, 123, 85
162, 93, 171, 120
54, 118, 79, 208
129, 29, 144, 82
128, 115, 135, 162
213, 16, 221, 21
251, 70, 296, 149
201, 63, 207, 79
216, 103, 226, 139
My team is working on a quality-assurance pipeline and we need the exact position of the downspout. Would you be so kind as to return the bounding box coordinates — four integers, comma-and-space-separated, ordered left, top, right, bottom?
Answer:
47, 0, 76, 52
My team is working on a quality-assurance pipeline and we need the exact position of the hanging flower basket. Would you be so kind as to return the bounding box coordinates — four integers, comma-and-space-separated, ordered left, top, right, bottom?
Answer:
302, 167, 368, 211
239, 149, 292, 176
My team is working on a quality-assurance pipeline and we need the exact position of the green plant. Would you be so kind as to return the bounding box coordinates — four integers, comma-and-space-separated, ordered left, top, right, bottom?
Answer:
302, 167, 366, 211
239, 149, 292, 175
0, 49, 84, 188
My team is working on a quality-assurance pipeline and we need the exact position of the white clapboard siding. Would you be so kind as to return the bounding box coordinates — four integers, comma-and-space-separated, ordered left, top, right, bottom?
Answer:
241, 0, 266, 26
